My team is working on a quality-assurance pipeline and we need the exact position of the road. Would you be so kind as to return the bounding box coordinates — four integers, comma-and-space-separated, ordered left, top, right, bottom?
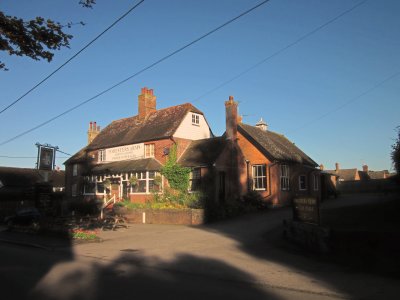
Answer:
0, 194, 399, 299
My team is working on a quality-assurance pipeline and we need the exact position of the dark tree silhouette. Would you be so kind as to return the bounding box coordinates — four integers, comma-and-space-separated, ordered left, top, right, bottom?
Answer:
0, 1, 95, 70
392, 127, 400, 174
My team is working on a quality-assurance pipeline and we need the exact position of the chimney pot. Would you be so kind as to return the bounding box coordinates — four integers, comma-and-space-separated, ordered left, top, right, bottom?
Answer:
335, 162, 340, 172
320, 164, 324, 171
362, 164, 368, 173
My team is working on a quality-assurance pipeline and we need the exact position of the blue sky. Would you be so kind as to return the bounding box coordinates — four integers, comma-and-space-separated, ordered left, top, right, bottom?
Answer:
1, 0, 399, 172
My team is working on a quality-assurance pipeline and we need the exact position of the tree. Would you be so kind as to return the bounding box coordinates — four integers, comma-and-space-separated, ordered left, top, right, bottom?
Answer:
0, 1, 95, 71
391, 126, 400, 174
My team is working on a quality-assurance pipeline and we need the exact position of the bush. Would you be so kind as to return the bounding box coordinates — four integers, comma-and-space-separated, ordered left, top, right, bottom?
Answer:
241, 190, 267, 210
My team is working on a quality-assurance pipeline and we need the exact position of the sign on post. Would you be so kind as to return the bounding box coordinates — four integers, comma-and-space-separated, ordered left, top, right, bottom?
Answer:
36, 143, 58, 171
292, 197, 320, 225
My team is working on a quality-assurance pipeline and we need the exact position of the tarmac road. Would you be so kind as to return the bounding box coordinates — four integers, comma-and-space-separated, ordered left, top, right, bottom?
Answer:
0, 193, 399, 299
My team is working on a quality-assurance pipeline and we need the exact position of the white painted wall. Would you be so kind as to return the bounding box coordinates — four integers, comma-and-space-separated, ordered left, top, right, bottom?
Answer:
173, 112, 212, 140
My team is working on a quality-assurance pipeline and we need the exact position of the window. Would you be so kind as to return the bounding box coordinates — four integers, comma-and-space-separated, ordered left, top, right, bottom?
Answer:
299, 175, 307, 190
98, 150, 106, 162
313, 174, 319, 191
84, 182, 95, 194
97, 182, 105, 194
72, 184, 77, 197
252, 164, 266, 190
145, 144, 155, 158
72, 164, 78, 176
189, 168, 201, 191
192, 113, 200, 125
280, 165, 290, 190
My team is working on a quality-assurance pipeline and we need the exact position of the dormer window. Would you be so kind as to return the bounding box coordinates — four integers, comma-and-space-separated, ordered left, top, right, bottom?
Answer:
192, 113, 200, 126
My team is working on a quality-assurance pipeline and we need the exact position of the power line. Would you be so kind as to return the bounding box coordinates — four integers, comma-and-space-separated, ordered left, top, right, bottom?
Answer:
56, 149, 72, 156
0, 0, 271, 146
289, 70, 400, 133
193, 0, 368, 103
0, 0, 145, 115
0, 155, 69, 159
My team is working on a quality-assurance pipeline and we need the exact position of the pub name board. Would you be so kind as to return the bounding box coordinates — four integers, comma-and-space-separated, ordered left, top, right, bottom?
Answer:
292, 197, 320, 225
105, 143, 144, 162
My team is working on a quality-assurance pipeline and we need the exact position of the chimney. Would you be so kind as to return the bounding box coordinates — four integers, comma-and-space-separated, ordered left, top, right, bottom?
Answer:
362, 164, 368, 173
335, 162, 340, 172
320, 164, 324, 171
255, 118, 268, 131
88, 121, 100, 144
138, 87, 156, 119
225, 95, 238, 141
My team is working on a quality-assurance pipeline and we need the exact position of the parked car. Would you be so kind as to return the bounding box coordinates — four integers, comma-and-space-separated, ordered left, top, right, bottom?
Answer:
4, 207, 42, 230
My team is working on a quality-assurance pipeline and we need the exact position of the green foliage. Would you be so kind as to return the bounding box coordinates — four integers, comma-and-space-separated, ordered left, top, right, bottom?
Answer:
0, 1, 92, 70
392, 127, 400, 174
129, 176, 138, 186
161, 144, 191, 192
71, 229, 99, 240
116, 190, 203, 210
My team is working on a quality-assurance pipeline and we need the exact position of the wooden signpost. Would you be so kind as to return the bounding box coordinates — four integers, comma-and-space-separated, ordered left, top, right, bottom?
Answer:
292, 197, 320, 225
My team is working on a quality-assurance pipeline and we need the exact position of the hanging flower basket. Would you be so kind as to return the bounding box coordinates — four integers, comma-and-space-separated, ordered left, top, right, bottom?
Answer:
154, 175, 162, 186
103, 179, 111, 189
129, 176, 138, 186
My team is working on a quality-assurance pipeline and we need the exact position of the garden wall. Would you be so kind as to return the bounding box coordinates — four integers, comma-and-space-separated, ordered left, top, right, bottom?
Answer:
122, 208, 205, 225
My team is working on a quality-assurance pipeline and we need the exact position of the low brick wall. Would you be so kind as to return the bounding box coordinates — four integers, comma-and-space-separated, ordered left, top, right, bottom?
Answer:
123, 209, 205, 225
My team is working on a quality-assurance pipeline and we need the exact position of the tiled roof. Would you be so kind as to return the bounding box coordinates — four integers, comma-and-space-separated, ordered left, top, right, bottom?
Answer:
178, 137, 227, 167
64, 146, 88, 164
238, 123, 318, 167
368, 170, 389, 179
0, 167, 65, 187
90, 158, 162, 174
326, 169, 358, 181
88, 103, 203, 150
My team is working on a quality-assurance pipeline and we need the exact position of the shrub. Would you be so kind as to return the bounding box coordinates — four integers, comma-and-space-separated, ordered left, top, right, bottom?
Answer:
161, 144, 191, 192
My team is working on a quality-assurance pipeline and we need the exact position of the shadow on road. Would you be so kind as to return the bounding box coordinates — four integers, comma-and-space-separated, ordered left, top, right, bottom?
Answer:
2, 193, 400, 299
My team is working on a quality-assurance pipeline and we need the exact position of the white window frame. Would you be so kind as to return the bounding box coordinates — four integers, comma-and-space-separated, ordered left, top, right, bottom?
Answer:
299, 175, 307, 191
189, 168, 201, 192
313, 174, 319, 191
280, 165, 290, 191
145, 144, 155, 158
191, 113, 200, 126
252, 164, 267, 191
98, 150, 106, 162
72, 164, 78, 176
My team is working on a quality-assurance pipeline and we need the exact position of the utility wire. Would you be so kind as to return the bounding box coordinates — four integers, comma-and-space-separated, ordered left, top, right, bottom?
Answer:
56, 149, 72, 156
0, 155, 69, 158
0, 0, 271, 146
289, 70, 400, 134
0, 0, 145, 115
193, 0, 368, 103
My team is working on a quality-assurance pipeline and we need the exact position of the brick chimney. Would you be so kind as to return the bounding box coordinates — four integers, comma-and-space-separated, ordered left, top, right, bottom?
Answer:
320, 164, 324, 171
225, 96, 238, 141
362, 164, 368, 173
138, 87, 156, 119
335, 162, 340, 172
88, 121, 100, 144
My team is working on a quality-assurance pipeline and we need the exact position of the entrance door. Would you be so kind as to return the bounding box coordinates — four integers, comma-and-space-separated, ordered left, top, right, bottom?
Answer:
111, 183, 120, 200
